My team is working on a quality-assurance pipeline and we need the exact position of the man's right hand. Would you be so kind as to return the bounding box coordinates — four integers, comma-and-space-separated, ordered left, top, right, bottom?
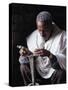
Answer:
19, 47, 32, 56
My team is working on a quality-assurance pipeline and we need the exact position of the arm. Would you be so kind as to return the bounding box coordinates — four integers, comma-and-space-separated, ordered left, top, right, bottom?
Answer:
49, 31, 66, 70
49, 53, 61, 70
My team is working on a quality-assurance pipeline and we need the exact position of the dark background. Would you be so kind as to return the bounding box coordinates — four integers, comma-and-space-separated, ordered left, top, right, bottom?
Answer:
9, 3, 66, 86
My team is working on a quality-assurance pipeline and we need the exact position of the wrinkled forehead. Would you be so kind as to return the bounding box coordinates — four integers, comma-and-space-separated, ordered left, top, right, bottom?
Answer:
36, 21, 48, 28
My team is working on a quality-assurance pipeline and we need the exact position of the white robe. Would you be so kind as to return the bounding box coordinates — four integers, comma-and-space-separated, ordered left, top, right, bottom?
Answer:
26, 22, 66, 79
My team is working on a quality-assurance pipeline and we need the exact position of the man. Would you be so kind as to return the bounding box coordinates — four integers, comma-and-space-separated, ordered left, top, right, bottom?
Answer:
19, 11, 66, 85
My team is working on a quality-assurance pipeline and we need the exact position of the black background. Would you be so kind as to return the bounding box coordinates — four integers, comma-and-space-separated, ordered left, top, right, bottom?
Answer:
9, 3, 66, 86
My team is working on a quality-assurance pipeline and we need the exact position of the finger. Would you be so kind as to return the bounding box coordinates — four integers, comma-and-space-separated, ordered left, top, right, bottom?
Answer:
34, 51, 43, 55
19, 49, 26, 55
34, 49, 40, 52
34, 49, 43, 52
34, 53, 44, 56
36, 50, 44, 53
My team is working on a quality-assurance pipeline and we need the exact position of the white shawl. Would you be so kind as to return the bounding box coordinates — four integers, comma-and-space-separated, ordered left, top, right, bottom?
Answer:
26, 22, 66, 79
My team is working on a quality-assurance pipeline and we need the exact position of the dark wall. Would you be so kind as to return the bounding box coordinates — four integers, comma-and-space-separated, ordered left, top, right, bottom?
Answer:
9, 3, 66, 86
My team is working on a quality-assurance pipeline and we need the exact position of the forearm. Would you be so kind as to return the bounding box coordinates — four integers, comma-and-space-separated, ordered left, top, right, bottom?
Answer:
55, 53, 66, 70
49, 53, 61, 70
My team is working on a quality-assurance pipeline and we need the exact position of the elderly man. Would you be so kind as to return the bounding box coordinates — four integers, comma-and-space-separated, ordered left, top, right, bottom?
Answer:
19, 11, 66, 85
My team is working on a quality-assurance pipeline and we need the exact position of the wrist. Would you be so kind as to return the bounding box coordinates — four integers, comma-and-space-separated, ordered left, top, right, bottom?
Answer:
48, 52, 53, 59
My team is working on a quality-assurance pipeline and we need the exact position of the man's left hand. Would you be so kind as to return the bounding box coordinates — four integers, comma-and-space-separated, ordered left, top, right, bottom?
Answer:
34, 49, 50, 57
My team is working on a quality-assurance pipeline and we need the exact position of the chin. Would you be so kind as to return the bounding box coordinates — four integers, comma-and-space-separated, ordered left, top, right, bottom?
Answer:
42, 36, 48, 41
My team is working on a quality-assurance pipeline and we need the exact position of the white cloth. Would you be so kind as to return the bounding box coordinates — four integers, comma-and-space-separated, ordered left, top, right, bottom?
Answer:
26, 22, 66, 79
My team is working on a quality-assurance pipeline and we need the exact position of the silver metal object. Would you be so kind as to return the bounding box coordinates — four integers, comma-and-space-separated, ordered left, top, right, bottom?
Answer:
28, 55, 39, 86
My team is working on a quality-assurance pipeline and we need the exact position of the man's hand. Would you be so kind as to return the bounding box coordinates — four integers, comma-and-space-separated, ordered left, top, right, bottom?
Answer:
34, 49, 50, 57
19, 47, 32, 56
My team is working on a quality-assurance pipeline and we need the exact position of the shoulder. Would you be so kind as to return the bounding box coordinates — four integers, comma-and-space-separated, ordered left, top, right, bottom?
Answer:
60, 30, 66, 43
26, 29, 38, 52
52, 22, 66, 38
26, 29, 38, 42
